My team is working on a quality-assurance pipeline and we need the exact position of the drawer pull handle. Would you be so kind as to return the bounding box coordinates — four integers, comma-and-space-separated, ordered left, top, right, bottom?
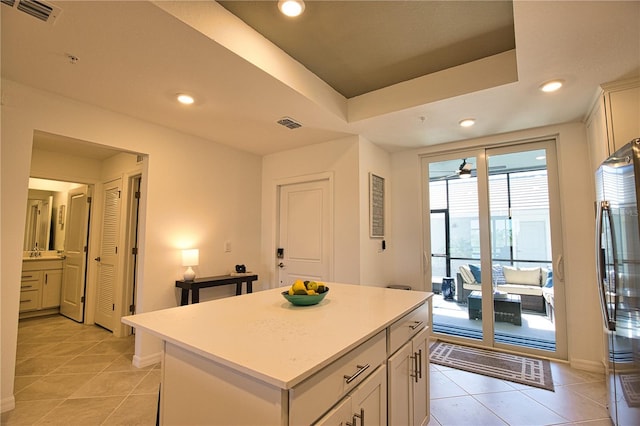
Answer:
344, 364, 370, 384
22, 275, 33, 279
409, 320, 423, 330
410, 352, 419, 382
21, 285, 33, 289
20, 299, 32, 303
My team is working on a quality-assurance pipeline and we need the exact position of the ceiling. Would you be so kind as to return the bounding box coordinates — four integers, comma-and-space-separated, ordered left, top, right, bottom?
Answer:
217, 1, 516, 98
1, 1, 639, 157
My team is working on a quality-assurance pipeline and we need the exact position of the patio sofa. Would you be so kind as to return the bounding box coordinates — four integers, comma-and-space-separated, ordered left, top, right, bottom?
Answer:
457, 264, 552, 312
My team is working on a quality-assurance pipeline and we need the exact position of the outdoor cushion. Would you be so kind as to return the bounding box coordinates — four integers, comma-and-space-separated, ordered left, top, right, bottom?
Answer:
459, 265, 476, 284
492, 265, 507, 285
502, 266, 542, 286
469, 264, 482, 283
544, 269, 553, 288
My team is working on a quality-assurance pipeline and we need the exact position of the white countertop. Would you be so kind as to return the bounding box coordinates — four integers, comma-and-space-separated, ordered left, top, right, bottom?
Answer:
122, 282, 430, 389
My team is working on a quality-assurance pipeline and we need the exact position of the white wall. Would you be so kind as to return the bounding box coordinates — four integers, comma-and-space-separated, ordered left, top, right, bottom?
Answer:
358, 137, 393, 287
390, 122, 603, 369
261, 136, 361, 287
1, 80, 263, 411
260, 136, 394, 289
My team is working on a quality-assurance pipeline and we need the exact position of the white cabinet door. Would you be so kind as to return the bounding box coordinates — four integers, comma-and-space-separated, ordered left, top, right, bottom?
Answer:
412, 328, 430, 426
388, 327, 430, 426
314, 365, 386, 426
314, 396, 352, 426
42, 269, 62, 308
352, 364, 386, 426
606, 85, 640, 152
388, 342, 413, 426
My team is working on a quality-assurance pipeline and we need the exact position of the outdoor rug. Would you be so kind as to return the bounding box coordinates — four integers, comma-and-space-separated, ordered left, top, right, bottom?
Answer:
430, 341, 554, 391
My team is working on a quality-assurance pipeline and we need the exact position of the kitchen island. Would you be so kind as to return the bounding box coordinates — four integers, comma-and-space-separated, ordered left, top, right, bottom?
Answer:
122, 282, 432, 425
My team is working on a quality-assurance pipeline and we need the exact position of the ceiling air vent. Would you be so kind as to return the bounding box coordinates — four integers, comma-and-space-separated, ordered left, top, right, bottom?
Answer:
2, 0, 62, 24
277, 117, 302, 130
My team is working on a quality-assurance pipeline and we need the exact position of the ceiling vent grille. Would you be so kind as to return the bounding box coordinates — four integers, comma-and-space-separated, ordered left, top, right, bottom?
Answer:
277, 117, 302, 130
2, 0, 61, 24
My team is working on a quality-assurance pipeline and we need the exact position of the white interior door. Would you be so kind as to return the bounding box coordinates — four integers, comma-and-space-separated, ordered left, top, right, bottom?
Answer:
94, 179, 122, 331
60, 186, 90, 322
277, 179, 331, 287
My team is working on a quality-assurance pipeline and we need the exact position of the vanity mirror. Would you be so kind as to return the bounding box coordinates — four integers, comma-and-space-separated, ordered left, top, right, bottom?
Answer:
24, 191, 54, 251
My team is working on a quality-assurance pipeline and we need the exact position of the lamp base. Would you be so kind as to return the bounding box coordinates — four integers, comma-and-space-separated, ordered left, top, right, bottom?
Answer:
183, 266, 196, 282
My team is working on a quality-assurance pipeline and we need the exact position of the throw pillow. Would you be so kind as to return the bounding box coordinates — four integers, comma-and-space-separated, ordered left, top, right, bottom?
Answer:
502, 266, 542, 286
492, 265, 507, 285
469, 264, 482, 283
544, 269, 553, 288
459, 265, 476, 284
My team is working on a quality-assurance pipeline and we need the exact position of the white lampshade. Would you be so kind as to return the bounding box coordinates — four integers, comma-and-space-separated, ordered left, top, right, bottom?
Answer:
181, 249, 199, 281
182, 249, 199, 267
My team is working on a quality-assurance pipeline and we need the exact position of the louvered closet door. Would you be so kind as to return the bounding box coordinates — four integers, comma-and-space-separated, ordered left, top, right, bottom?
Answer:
95, 179, 122, 331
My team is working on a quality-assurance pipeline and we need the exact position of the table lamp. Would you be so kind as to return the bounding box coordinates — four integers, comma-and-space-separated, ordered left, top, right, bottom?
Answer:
182, 249, 199, 281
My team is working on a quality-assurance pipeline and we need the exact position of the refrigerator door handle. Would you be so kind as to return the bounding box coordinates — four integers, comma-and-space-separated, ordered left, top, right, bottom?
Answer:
596, 200, 616, 331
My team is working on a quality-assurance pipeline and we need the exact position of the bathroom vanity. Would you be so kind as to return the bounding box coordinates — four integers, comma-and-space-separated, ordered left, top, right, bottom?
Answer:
20, 257, 63, 318
123, 282, 432, 425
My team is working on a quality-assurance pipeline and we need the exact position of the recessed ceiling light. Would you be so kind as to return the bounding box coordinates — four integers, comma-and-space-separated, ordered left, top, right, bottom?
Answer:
459, 118, 475, 128
177, 94, 195, 105
540, 80, 563, 93
278, 0, 305, 17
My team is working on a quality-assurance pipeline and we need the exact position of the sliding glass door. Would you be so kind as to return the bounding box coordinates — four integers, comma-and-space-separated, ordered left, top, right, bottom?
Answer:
423, 140, 566, 359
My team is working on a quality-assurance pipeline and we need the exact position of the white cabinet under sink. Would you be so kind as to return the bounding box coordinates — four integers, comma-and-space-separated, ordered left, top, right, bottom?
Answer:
20, 259, 63, 318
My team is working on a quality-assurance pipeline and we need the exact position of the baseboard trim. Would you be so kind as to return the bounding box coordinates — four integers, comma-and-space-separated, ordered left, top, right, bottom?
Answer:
1, 395, 16, 413
570, 357, 605, 374
132, 351, 162, 368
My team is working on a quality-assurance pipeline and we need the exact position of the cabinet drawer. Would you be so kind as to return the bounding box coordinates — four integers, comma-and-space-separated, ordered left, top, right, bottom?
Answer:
21, 272, 42, 291
289, 330, 386, 426
20, 289, 40, 311
389, 303, 428, 356
21, 270, 42, 284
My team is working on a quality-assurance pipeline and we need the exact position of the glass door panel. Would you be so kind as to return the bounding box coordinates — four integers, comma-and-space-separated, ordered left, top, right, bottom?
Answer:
487, 147, 557, 352
427, 156, 484, 341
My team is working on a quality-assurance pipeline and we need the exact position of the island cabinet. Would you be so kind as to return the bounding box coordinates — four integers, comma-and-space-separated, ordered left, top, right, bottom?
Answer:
122, 283, 432, 426
388, 327, 430, 426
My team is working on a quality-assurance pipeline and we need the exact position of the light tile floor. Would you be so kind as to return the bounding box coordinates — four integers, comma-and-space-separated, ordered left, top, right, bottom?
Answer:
3, 315, 612, 426
2, 315, 159, 426
428, 354, 612, 426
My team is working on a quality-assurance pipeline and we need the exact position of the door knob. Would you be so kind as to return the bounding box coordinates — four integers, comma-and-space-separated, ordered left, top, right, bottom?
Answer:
278, 262, 285, 268
94, 257, 101, 261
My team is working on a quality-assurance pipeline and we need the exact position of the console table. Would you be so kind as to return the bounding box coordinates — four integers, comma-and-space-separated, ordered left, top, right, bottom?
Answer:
176, 274, 258, 306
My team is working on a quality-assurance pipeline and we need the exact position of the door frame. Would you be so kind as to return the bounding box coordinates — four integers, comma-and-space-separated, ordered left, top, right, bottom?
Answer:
274, 172, 334, 288
421, 138, 567, 360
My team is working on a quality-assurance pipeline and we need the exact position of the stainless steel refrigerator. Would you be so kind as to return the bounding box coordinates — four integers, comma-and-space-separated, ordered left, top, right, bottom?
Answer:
596, 138, 640, 426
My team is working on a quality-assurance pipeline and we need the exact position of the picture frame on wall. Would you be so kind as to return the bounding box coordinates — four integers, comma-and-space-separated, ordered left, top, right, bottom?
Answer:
369, 173, 384, 238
